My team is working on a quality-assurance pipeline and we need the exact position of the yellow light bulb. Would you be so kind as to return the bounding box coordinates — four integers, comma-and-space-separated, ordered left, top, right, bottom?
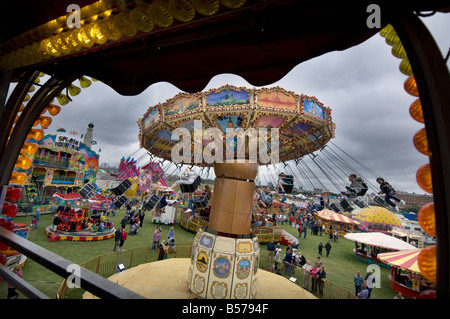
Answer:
409, 98, 424, 123
46, 103, 61, 116
9, 171, 28, 185
15, 156, 32, 170
418, 202, 436, 237
27, 128, 44, 141
392, 40, 407, 59
220, 0, 246, 9
192, 0, 220, 16
87, 22, 107, 44
416, 163, 433, 194
129, 6, 154, 32
168, 0, 195, 22
404, 75, 419, 97
418, 245, 436, 283
385, 28, 400, 46
20, 142, 38, 156
148, 0, 174, 28
68, 84, 81, 96
38, 115, 52, 129
400, 57, 413, 76
113, 12, 137, 38
413, 128, 429, 156
78, 76, 92, 88
56, 93, 70, 105
98, 19, 122, 41
379, 24, 392, 37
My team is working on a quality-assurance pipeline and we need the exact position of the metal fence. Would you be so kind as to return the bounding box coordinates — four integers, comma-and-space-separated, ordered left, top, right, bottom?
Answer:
57, 242, 193, 299
260, 259, 356, 299
56, 241, 355, 299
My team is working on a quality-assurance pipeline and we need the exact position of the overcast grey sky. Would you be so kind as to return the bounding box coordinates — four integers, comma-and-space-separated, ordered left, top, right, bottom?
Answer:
24, 12, 449, 195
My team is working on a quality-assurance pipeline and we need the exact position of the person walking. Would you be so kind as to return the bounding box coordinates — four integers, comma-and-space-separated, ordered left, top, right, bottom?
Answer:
138, 209, 145, 227
119, 227, 127, 251
318, 242, 324, 256
113, 226, 122, 252
353, 271, 364, 296
152, 226, 162, 251
325, 241, 332, 257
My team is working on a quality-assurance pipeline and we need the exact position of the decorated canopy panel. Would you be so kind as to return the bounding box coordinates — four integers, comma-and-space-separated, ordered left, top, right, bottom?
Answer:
138, 85, 335, 166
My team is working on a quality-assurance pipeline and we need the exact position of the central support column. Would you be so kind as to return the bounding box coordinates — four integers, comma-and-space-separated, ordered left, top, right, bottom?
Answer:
188, 161, 260, 299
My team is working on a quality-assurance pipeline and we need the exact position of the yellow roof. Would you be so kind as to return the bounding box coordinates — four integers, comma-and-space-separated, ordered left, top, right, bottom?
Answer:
354, 206, 403, 226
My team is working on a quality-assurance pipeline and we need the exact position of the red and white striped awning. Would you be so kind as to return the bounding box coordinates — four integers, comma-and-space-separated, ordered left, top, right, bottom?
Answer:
377, 249, 422, 273
317, 209, 360, 225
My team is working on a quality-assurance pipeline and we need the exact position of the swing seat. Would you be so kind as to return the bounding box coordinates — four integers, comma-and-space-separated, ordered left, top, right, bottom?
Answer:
113, 195, 128, 209
282, 183, 294, 194
144, 194, 160, 210
340, 199, 354, 212
193, 194, 210, 208
179, 176, 202, 193
357, 182, 369, 196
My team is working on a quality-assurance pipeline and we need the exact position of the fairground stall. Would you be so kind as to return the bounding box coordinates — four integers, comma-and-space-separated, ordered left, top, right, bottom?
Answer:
378, 248, 435, 298
344, 232, 417, 267
316, 209, 360, 237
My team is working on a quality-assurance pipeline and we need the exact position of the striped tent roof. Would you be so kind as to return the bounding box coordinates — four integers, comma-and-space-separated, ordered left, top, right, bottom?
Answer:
377, 249, 422, 274
317, 209, 360, 225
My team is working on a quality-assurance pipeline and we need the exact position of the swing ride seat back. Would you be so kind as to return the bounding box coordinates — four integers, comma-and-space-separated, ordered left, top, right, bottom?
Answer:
353, 199, 367, 209
279, 175, 294, 193
193, 194, 210, 208
179, 176, 202, 193
373, 195, 386, 206
79, 183, 97, 199
340, 199, 354, 212
111, 179, 132, 196
330, 202, 341, 213
282, 183, 294, 194
144, 194, 160, 210
113, 195, 128, 209
357, 182, 369, 196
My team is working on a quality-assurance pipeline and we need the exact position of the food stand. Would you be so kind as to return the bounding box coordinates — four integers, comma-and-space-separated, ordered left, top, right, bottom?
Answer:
316, 209, 360, 236
377, 249, 434, 298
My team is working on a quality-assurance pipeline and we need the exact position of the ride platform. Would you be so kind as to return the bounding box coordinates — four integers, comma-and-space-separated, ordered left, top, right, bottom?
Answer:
44, 226, 115, 241
82, 258, 317, 299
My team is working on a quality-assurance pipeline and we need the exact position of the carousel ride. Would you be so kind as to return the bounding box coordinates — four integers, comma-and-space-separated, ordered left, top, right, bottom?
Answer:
44, 190, 116, 241
118, 85, 335, 299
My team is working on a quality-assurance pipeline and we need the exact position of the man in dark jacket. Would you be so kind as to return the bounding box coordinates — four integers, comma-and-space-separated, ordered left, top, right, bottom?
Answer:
325, 241, 332, 257
317, 265, 327, 296
113, 226, 122, 251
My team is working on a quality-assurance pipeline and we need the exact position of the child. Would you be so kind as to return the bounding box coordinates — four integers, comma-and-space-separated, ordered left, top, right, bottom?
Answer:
318, 242, 324, 255
30, 216, 37, 229
163, 242, 169, 259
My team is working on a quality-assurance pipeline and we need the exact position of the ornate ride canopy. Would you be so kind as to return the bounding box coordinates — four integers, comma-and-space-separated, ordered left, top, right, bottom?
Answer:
138, 85, 335, 166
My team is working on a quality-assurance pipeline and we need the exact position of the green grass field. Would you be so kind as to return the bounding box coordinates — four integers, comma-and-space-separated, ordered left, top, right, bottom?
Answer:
0, 210, 399, 299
